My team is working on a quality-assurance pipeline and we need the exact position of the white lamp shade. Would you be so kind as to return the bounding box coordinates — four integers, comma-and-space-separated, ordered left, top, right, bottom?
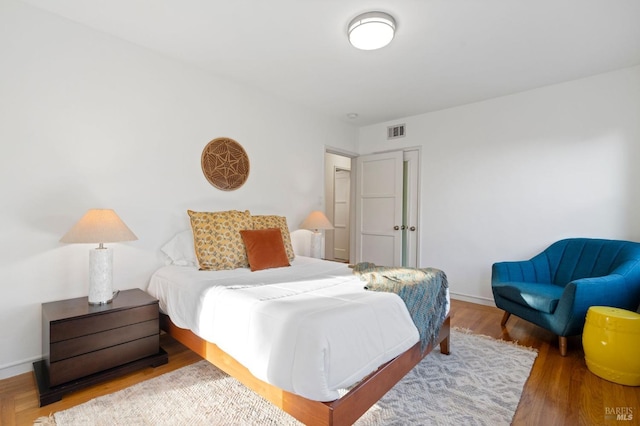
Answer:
348, 12, 396, 50
61, 209, 137, 244
300, 211, 334, 231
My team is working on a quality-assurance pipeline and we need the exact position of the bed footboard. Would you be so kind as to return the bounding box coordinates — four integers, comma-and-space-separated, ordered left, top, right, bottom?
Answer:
160, 314, 450, 426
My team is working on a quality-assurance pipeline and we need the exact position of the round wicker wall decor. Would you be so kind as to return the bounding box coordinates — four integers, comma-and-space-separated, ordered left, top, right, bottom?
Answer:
201, 137, 250, 191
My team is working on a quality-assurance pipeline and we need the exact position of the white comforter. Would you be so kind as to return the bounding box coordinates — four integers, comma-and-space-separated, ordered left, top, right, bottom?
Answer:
147, 256, 422, 401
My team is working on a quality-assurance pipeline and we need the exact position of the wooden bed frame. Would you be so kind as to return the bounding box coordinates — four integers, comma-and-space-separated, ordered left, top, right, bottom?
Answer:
160, 313, 451, 425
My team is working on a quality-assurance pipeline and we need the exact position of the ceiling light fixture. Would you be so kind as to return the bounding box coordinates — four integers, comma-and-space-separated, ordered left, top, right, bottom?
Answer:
348, 11, 396, 50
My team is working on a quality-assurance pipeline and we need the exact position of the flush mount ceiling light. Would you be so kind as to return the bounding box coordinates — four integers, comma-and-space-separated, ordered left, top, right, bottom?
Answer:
348, 11, 396, 50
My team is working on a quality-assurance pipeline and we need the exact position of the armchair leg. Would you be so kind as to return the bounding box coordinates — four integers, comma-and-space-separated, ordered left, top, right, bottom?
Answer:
559, 336, 567, 357
500, 311, 511, 327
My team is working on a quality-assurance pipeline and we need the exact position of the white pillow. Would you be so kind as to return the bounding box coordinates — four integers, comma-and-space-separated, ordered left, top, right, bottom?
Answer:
161, 230, 197, 266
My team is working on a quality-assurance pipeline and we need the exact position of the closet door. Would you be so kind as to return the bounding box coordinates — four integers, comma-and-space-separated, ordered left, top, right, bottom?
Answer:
354, 151, 403, 266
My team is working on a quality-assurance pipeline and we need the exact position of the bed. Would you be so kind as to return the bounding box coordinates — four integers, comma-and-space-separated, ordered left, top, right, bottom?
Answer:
148, 216, 451, 425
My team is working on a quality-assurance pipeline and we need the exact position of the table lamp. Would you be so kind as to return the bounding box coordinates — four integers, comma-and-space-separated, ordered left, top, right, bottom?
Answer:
300, 210, 334, 258
60, 209, 137, 305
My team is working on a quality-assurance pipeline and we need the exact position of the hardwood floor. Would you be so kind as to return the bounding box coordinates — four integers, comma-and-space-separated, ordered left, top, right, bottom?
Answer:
1, 299, 637, 425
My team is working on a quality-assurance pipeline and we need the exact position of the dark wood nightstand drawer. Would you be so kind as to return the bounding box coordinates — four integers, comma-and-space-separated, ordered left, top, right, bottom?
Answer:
49, 334, 159, 386
50, 304, 158, 343
50, 318, 159, 362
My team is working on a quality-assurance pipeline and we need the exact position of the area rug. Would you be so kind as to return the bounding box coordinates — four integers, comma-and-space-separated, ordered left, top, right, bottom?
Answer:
35, 329, 537, 426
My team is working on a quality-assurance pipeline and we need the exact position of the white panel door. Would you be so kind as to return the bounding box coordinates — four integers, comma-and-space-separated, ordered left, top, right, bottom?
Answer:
355, 151, 403, 266
333, 169, 350, 261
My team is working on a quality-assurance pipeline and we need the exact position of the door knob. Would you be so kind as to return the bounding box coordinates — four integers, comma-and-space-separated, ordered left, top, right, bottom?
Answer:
393, 225, 400, 230
409, 226, 416, 231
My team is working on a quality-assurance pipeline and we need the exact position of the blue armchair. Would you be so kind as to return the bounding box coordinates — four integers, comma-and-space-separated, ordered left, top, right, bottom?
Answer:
492, 238, 640, 356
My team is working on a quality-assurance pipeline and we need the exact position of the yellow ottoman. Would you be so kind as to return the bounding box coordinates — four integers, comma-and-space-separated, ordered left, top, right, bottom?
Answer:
582, 306, 640, 386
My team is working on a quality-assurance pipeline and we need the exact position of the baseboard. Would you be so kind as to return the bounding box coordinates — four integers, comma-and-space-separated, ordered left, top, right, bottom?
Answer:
450, 292, 496, 307
0, 356, 40, 380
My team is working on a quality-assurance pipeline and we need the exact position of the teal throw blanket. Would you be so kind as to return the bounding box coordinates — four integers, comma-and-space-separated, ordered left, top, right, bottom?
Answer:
352, 262, 449, 353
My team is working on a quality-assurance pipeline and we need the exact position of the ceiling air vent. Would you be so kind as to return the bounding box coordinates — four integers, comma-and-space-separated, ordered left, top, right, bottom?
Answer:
387, 124, 406, 140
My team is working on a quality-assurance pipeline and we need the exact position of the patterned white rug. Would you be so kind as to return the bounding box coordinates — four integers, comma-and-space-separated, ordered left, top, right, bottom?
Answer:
36, 329, 537, 426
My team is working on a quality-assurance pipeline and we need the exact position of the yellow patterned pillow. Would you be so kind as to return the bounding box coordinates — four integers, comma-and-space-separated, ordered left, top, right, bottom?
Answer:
188, 209, 253, 270
251, 215, 295, 261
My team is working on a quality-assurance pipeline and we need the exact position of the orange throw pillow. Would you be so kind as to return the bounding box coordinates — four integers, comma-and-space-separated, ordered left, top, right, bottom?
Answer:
240, 228, 291, 272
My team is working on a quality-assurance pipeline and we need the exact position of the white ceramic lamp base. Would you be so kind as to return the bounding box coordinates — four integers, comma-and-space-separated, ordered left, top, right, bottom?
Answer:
89, 247, 114, 305
310, 231, 322, 259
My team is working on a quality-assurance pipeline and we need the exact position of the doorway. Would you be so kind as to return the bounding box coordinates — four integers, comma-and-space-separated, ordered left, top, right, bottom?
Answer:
324, 149, 420, 267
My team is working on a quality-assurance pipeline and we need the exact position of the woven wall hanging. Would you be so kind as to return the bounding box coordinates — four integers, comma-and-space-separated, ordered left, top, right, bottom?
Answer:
201, 137, 250, 191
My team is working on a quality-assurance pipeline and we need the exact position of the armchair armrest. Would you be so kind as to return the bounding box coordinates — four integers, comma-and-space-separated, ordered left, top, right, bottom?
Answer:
554, 274, 630, 336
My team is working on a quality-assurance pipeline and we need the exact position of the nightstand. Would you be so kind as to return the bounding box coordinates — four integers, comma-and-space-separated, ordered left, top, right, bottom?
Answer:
33, 288, 168, 406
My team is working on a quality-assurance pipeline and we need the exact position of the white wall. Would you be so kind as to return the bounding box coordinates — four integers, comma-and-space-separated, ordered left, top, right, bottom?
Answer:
0, 0, 357, 378
358, 65, 640, 305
